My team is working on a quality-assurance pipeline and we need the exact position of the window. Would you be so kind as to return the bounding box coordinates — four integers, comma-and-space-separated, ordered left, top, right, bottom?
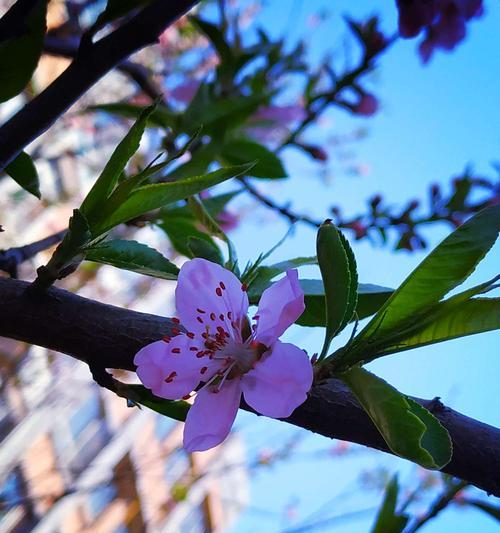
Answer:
69, 394, 101, 440
155, 415, 175, 441
87, 483, 117, 520
177, 503, 209, 533
164, 448, 190, 485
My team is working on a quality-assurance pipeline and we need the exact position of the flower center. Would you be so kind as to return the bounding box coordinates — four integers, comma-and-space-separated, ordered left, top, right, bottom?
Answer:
216, 339, 268, 375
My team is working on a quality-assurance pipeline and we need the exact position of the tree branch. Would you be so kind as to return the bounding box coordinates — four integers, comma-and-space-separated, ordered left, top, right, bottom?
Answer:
0, 229, 65, 278
0, 0, 199, 171
43, 36, 164, 101
0, 277, 498, 496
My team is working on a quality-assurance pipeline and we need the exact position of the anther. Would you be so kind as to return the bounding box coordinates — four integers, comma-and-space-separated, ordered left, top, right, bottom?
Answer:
162, 336, 171, 343
227, 311, 233, 319
210, 312, 216, 321
241, 283, 248, 292
219, 313, 225, 321
172, 328, 180, 335
197, 308, 205, 314
216, 287, 223, 297
164, 371, 177, 383
189, 346, 199, 351
186, 332, 195, 339
200, 366, 208, 375
197, 316, 204, 324
171, 348, 181, 354
219, 281, 226, 290
172, 317, 180, 324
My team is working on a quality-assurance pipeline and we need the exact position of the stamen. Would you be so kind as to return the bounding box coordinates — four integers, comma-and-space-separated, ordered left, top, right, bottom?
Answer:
219, 281, 226, 290
227, 311, 233, 319
162, 336, 171, 343
172, 317, 180, 324
241, 283, 248, 292
171, 348, 181, 354
219, 313, 225, 321
197, 308, 206, 314
189, 347, 199, 351
210, 312, 216, 321
172, 328, 180, 335
200, 366, 208, 375
186, 332, 195, 339
216, 287, 223, 297
164, 371, 177, 383
197, 316, 204, 324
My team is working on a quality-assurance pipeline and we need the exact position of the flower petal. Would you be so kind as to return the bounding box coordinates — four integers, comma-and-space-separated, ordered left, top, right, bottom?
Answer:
183, 378, 242, 452
176, 258, 249, 338
241, 341, 312, 418
134, 337, 204, 400
254, 270, 305, 346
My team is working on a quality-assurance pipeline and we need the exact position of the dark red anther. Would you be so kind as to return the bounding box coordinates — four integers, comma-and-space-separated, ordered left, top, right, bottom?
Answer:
227, 311, 233, 319
182, 394, 191, 400
210, 312, 216, 321
172, 317, 180, 324
219, 281, 226, 290
217, 326, 225, 335
172, 328, 180, 336
197, 308, 206, 314
241, 283, 248, 292
197, 316, 204, 324
253, 314, 260, 320
216, 287, 223, 297
162, 336, 171, 343
164, 371, 177, 383
186, 332, 195, 339
219, 313, 225, 321
171, 348, 181, 354
200, 366, 208, 375
196, 351, 205, 358
189, 347, 198, 352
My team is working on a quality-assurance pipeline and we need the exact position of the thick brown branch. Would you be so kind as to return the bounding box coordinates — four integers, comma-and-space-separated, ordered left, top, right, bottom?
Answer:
0, 0, 199, 171
0, 277, 498, 496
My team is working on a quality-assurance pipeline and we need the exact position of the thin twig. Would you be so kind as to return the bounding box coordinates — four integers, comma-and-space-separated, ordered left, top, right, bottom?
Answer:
43, 37, 164, 101
237, 176, 322, 227
404, 479, 469, 533
0, 229, 66, 278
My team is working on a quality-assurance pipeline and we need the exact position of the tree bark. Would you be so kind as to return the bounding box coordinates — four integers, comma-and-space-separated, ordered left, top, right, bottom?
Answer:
0, 277, 498, 496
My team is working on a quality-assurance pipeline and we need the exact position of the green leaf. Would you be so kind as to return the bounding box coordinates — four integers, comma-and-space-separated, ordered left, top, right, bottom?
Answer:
342, 367, 452, 469
370, 476, 409, 533
296, 280, 394, 327
378, 298, 500, 356
220, 139, 287, 179
246, 256, 318, 298
87, 103, 175, 129
0, 0, 48, 102
182, 93, 265, 136
338, 230, 358, 332
187, 236, 224, 265
157, 214, 216, 259
317, 221, 354, 358
124, 384, 189, 422
190, 16, 232, 63
95, 164, 253, 233
4, 151, 40, 198
85, 239, 179, 280
354, 206, 500, 346
81, 104, 155, 224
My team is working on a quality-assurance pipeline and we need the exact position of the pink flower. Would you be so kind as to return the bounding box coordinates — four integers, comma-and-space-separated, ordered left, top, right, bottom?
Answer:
169, 80, 200, 104
353, 93, 379, 117
134, 259, 313, 452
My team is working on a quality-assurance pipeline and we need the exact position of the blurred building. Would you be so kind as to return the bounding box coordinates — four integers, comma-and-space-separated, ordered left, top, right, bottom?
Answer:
0, 340, 248, 533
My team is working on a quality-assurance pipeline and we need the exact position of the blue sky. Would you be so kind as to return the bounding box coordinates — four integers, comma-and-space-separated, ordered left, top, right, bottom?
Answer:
222, 1, 500, 531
